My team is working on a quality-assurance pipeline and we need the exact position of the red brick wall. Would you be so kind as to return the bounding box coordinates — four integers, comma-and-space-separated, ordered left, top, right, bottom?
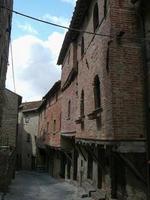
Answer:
60, 0, 146, 140
61, 79, 77, 134
38, 90, 61, 148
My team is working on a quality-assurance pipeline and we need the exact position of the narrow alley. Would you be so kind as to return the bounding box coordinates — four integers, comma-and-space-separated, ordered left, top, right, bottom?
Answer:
3, 171, 92, 200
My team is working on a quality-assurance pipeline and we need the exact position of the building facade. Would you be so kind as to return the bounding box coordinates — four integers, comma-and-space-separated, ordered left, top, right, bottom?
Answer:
57, 0, 148, 199
0, 88, 22, 147
0, 0, 13, 128
37, 81, 62, 177
17, 101, 42, 170
0, 88, 21, 192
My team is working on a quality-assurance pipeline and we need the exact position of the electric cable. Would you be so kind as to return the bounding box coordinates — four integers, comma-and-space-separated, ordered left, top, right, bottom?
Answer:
10, 38, 16, 93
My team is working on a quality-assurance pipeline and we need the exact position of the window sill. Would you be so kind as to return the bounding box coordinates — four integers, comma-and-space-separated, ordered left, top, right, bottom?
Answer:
87, 108, 102, 120
75, 115, 85, 124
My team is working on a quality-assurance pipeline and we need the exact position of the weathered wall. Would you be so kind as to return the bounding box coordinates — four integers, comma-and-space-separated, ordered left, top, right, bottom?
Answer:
0, 89, 21, 147
0, 0, 13, 127
38, 90, 61, 148
17, 108, 39, 170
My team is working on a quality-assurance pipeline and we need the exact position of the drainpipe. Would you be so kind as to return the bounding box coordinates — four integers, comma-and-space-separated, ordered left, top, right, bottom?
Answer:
132, 1, 150, 198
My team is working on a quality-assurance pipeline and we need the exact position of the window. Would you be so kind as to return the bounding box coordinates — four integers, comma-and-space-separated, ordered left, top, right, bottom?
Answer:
27, 134, 31, 143
68, 100, 71, 119
81, 36, 84, 56
93, 3, 99, 32
80, 90, 85, 130
80, 90, 84, 116
53, 120, 56, 132
94, 75, 101, 109
104, 0, 108, 18
93, 75, 102, 130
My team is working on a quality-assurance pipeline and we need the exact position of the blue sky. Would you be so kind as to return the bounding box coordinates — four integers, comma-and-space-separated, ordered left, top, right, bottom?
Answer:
12, 0, 75, 40
6, 0, 76, 101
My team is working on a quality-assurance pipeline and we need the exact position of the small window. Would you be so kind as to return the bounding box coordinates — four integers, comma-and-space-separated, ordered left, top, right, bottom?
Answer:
80, 90, 85, 130
80, 90, 84, 117
93, 3, 99, 32
68, 100, 71, 119
94, 75, 101, 109
56, 92, 58, 102
27, 134, 31, 143
104, 0, 108, 18
81, 36, 84, 56
93, 75, 102, 130
53, 120, 56, 132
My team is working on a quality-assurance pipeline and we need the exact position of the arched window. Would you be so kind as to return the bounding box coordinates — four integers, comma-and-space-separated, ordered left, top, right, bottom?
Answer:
80, 90, 84, 116
93, 75, 101, 109
81, 36, 84, 56
68, 100, 71, 119
93, 3, 99, 32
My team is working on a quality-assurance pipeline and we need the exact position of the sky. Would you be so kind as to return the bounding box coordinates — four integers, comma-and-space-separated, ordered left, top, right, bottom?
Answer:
6, 0, 76, 101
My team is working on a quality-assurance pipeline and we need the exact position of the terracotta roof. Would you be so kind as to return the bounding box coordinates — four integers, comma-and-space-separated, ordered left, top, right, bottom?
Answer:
20, 100, 42, 112
57, 0, 91, 65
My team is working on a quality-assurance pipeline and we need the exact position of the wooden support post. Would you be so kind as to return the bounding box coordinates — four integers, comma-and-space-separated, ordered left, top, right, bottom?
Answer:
110, 151, 117, 199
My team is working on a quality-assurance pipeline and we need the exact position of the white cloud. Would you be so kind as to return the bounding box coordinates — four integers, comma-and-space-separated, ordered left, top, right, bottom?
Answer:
18, 23, 39, 35
61, 0, 77, 6
6, 32, 65, 101
43, 14, 70, 27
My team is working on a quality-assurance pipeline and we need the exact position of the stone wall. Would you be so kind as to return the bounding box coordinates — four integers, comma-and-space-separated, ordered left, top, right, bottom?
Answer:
0, 148, 16, 193
0, 0, 13, 127
0, 89, 21, 147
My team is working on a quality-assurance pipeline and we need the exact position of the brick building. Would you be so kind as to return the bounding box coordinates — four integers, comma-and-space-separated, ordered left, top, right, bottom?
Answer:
17, 101, 42, 170
57, 0, 149, 199
0, 0, 13, 128
37, 80, 63, 177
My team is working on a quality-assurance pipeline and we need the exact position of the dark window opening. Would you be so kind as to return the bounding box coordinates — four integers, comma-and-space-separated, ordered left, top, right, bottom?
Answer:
93, 3, 99, 32
68, 100, 71, 119
80, 90, 84, 116
94, 75, 101, 109
93, 75, 102, 130
81, 36, 84, 56
104, 0, 108, 18
80, 90, 85, 130
53, 120, 56, 132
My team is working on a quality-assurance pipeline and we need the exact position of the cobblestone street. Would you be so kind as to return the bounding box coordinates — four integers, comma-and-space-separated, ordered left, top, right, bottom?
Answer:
2, 171, 92, 200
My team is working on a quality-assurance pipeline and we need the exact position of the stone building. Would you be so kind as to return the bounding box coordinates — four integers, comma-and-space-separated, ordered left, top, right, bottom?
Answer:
0, 88, 21, 192
37, 80, 63, 177
57, 0, 148, 199
0, 88, 22, 147
0, 0, 13, 128
17, 101, 42, 170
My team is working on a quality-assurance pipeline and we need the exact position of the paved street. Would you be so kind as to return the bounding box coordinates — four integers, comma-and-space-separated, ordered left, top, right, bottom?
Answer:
4, 171, 92, 200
